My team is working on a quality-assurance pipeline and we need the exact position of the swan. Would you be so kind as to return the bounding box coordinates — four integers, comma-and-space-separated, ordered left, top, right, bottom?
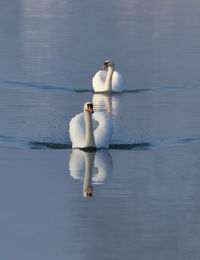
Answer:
92, 59, 124, 92
69, 102, 113, 149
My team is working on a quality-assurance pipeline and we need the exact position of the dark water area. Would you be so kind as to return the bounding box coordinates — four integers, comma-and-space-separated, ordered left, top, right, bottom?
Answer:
1, 0, 200, 259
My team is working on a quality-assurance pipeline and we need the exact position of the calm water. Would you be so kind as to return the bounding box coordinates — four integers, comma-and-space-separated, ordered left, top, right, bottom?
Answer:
1, 0, 200, 259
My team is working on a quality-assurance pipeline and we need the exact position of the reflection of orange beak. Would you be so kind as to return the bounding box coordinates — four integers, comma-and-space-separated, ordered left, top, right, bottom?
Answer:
87, 187, 93, 197
102, 64, 108, 70
88, 106, 94, 113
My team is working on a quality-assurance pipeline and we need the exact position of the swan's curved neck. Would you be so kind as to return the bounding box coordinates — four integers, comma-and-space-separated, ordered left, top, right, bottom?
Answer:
105, 66, 114, 91
84, 111, 96, 148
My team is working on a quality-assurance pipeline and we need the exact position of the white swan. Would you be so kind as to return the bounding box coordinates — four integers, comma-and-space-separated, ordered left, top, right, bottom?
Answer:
69, 102, 113, 149
92, 59, 124, 92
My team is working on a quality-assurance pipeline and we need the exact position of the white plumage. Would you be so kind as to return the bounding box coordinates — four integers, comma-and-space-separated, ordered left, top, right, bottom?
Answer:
69, 102, 113, 149
92, 59, 124, 92
93, 70, 124, 92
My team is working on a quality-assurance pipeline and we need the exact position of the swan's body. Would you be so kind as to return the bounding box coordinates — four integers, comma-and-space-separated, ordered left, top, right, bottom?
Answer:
92, 59, 124, 93
69, 102, 113, 149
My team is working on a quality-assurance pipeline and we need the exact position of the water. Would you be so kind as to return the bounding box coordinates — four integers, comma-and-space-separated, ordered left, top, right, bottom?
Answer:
1, 0, 200, 259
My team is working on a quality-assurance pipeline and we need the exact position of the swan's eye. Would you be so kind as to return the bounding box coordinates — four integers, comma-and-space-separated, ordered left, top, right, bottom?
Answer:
87, 104, 93, 108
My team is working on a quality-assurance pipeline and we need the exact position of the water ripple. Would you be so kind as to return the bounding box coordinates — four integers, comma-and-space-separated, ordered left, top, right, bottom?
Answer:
31, 137, 200, 150
0, 134, 200, 150
0, 80, 74, 92
1, 79, 200, 94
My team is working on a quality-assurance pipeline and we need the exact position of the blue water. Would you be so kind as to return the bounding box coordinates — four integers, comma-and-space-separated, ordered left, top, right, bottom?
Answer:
1, 0, 200, 259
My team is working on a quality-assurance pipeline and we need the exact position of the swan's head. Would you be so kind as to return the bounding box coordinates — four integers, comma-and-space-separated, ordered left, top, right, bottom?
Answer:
84, 102, 94, 113
102, 59, 115, 70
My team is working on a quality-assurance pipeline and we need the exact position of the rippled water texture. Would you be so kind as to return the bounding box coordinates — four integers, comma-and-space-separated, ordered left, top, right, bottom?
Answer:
1, 0, 200, 259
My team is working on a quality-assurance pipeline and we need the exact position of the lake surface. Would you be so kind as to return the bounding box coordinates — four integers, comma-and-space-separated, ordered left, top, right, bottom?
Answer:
1, 0, 200, 259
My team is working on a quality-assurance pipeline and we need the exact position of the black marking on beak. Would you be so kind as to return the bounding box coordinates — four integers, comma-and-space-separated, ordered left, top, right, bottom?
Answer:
87, 103, 94, 113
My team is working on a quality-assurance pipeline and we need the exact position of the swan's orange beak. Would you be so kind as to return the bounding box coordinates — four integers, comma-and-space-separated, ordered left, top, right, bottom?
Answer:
102, 64, 108, 70
88, 106, 94, 113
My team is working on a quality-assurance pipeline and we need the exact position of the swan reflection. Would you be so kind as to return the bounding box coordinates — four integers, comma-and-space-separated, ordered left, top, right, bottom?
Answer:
69, 149, 113, 197
92, 93, 121, 122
